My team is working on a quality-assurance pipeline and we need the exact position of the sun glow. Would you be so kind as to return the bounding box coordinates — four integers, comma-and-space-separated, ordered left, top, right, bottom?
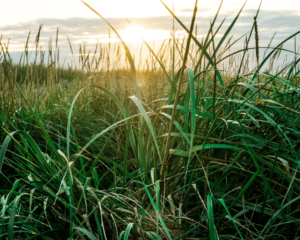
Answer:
119, 25, 170, 43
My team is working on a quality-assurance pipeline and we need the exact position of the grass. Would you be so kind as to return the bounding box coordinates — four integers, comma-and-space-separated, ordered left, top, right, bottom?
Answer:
1, 0, 300, 239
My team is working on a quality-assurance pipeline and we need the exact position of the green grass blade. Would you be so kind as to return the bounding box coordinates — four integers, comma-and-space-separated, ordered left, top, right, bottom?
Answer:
1, 131, 55, 176
207, 193, 217, 240
187, 66, 196, 146
76, 113, 141, 158
8, 194, 24, 240
261, 195, 300, 236
124, 222, 134, 240
141, 180, 172, 240
218, 198, 244, 240
67, 87, 86, 160
118, 231, 124, 240
208, 1, 247, 67
73, 226, 98, 240
170, 144, 241, 157
146, 232, 163, 240
259, 31, 300, 70
130, 96, 162, 162
14, 84, 64, 164
0, 133, 13, 172
159, 0, 224, 87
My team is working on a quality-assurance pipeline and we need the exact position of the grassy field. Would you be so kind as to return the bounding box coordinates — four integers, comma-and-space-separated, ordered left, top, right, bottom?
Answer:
1, 1, 300, 239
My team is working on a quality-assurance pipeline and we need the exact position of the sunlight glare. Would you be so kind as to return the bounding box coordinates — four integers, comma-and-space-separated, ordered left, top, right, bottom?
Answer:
119, 25, 169, 43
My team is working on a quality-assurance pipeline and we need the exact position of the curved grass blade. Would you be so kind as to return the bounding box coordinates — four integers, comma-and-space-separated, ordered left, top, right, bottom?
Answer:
81, 1, 140, 97
207, 1, 247, 69
118, 231, 124, 240
0, 132, 13, 172
146, 232, 163, 240
143, 40, 173, 89
261, 194, 300, 236
159, 0, 225, 87
91, 85, 137, 154
159, 112, 191, 146
67, 87, 86, 160
162, 105, 213, 120
93, 210, 104, 240
73, 226, 98, 240
76, 113, 142, 158
173, 225, 201, 240
130, 96, 162, 162
92, 85, 128, 118
218, 46, 300, 66
287, 57, 300, 80
161, 0, 198, 183
218, 198, 244, 240
1, 179, 21, 236
195, 0, 224, 73
0, 131, 54, 175
259, 30, 300, 70
8, 194, 24, 240
14, 84, 63, 164
228, 99, 299, 168
141, 179, 172, 240
237, 82, 268, 99
170, 144, 241, 157
123, 222, 134, 240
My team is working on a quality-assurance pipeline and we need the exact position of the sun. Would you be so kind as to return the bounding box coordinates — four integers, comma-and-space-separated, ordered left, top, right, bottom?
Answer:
119, 26, 146, 42
119, 25, 169, 43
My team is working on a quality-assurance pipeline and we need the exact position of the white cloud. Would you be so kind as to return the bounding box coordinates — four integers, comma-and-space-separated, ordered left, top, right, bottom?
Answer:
1, 0, 299, 28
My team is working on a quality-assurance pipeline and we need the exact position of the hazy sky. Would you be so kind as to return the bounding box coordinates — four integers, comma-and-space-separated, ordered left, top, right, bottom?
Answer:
1, 0, 300, 26
1, 0, 300, 69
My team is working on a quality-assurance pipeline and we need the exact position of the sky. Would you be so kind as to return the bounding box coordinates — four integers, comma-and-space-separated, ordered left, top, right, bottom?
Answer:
1, 0, 300, 70
1, 0, 300, 25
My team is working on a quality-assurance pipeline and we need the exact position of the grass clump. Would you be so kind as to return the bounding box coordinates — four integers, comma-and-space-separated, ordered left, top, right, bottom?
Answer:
1, 0, 300, 239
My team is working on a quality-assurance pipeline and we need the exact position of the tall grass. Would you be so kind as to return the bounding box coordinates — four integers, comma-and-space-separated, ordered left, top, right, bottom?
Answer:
1, 0, 300, 239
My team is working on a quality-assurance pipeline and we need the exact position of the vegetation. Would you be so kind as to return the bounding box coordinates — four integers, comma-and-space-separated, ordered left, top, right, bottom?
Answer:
1, 0, 300, 239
